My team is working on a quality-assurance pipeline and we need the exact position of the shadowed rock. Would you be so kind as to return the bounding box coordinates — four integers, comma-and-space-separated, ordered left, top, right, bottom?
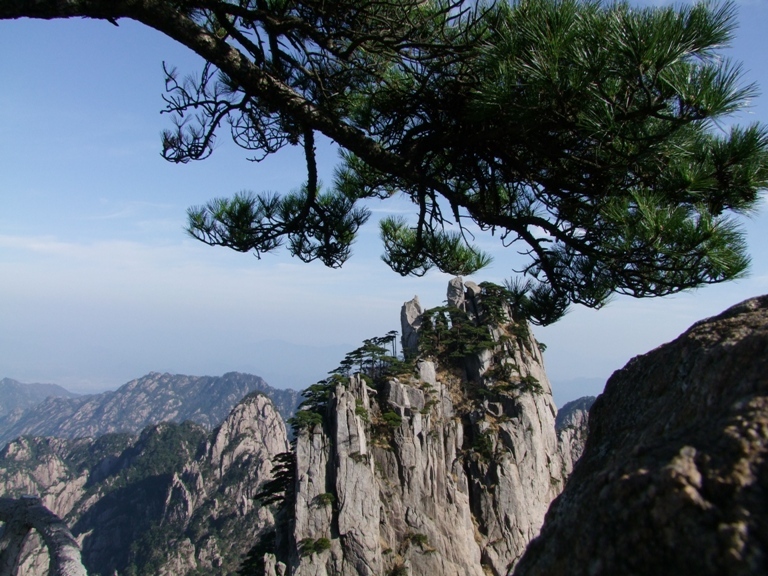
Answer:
515, 295, 768, 576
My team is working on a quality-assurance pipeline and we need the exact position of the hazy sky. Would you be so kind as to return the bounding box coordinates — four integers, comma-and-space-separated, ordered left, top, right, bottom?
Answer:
1, 0, 767, 405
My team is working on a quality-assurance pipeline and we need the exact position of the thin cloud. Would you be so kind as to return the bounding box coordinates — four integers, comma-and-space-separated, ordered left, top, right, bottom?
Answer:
83, 200, 176, 221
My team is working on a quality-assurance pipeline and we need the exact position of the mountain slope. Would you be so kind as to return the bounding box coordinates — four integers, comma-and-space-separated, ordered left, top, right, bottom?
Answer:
0, 377, 79, 419
0, 392, 290, 576
0, 372, 300, 445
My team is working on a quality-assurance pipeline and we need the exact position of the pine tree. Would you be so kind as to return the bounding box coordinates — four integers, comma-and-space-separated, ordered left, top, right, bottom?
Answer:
1, 0, 766, 323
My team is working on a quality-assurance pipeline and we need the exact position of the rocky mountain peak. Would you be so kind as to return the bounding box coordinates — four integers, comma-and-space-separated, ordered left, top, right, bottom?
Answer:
256, 277, 585, 576
208, 392, 290, 481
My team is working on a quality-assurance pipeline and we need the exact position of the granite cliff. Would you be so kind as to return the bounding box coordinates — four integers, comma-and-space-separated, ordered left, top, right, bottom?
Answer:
255, 278, 589, 576
554, 396, 595, 474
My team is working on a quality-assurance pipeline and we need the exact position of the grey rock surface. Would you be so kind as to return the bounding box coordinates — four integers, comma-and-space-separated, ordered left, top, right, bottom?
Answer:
554, 396, 594, 472
554, 396, 595, 431
400, 296, 423, 358
0, 496, 87, 576
446, 276, 466, 309
514, 295, 768, 576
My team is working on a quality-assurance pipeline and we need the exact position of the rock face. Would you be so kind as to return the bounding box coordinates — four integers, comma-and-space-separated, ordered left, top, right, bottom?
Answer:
514, 295, 768, 576
400, 296, 423, 358
554, 396, 594, 473
269, 278, 582, 576
0, 372, 301, 445
0, 393, 290, 575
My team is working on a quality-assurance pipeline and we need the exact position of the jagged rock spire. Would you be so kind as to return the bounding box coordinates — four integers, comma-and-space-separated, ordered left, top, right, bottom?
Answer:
446, 276, 465, 309
400, 295, 423, 358
281, 278, 581, 575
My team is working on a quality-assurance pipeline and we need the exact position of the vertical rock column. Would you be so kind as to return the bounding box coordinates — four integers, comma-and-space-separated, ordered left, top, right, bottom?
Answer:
291, 375, 380, 576
333, 376, 381, 575
401, 296, 423, 359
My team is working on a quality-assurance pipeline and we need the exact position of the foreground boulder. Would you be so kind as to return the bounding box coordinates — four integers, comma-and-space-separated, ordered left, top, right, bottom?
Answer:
515, 295, 768, 576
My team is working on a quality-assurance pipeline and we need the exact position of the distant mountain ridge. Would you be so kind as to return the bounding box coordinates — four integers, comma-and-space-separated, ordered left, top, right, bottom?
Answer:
0, 372, 300, 446
0, 378, 79, 419
555, 396, 596, 430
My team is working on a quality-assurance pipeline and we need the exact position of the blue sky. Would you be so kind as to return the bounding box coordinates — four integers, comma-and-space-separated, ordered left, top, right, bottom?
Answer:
1, 0, 767, 405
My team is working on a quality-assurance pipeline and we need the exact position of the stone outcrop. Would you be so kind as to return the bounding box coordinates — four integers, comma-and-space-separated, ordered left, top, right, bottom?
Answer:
0, 393, 289, 575
0, 372, 300, 445
446, 276, 465, 309
270, 278, 582, 576
0, 496, 87, 576
514, 295, 768, 576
